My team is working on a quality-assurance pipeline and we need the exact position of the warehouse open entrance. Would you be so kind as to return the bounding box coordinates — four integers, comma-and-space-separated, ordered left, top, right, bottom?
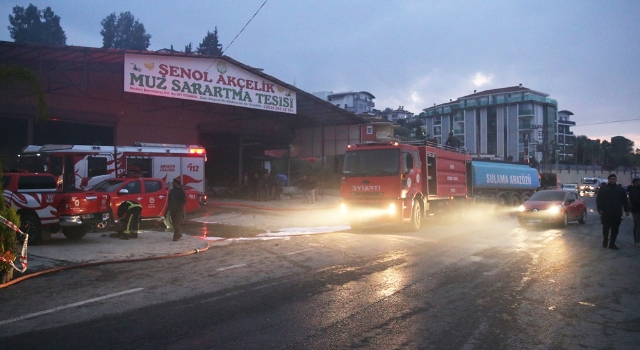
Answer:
0, 117, 114, 170
198, 132, 290, 189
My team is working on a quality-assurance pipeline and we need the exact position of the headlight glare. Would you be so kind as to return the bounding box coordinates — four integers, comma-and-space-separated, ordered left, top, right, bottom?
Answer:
388, 203, 396, 215
548, 205, 561, 214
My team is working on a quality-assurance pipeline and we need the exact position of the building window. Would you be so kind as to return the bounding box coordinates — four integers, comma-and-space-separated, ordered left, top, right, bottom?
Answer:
457, 135, 465, 148
366, 125, 373, 135
453, 114, 464, 135
487, 107, 497, 154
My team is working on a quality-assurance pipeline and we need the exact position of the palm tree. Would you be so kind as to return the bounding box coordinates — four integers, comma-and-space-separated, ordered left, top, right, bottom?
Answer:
0, 65, 47, 121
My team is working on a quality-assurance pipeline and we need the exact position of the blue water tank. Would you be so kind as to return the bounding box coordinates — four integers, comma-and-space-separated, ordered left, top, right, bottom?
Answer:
471, 161, 540, 190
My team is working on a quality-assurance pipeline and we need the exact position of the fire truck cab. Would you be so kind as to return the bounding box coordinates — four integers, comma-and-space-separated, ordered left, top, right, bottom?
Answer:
340, 141, 471, 231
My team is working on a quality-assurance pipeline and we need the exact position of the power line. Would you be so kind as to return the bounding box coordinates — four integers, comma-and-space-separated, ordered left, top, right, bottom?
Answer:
572, 118, 640, 127
222, 0, 268, 55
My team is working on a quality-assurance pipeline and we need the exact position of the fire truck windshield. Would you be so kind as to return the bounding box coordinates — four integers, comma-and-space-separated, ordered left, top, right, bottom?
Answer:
343, 149, 399, 176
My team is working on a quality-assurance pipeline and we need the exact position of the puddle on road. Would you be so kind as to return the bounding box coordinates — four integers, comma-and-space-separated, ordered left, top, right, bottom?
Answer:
183, 221, 267, 239
137, 220, 267, 239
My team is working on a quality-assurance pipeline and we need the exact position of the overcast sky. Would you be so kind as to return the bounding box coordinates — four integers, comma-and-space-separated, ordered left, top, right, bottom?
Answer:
2, 0, 639, 148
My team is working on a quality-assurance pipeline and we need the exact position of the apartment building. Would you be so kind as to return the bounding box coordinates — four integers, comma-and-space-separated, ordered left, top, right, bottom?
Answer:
557, 110, 576, 162
313, 91, 375, 114
374, 106, 414, 122
421, 85, 565, 164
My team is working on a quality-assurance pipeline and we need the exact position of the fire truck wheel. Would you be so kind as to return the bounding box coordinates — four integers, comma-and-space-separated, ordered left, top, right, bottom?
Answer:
408, 200, 422, 231
19, 213, 42, 245
62, 226, 88, 240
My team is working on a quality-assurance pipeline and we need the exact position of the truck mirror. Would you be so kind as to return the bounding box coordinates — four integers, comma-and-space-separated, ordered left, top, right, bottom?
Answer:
118, 189, 129, 195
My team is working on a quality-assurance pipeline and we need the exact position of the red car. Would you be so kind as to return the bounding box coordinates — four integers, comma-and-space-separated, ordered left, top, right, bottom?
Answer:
517, 190, 587, 227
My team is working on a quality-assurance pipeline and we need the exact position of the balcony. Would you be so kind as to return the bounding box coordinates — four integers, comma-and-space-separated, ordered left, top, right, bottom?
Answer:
558, 120, 576, 126
518, 109, 533, 116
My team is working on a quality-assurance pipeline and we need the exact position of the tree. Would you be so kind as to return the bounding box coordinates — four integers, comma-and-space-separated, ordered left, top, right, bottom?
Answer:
100, 12, 151, 50
8, 4, 66, 45
610, 136, 634, 155
0, 65, 47, 121
574, 135, 589, 164
196, 28, 223, 56
184, 42, 193, 54
608, 136, 634, 167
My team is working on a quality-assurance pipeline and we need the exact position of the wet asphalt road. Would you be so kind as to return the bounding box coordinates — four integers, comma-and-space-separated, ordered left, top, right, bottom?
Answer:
1, 197, 640, 349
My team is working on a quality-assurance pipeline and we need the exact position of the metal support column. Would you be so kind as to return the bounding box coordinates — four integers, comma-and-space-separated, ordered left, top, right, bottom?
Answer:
238, 136, 243, 187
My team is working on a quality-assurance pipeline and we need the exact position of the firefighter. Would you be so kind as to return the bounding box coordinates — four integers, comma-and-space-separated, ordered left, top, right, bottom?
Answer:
110, 200, 142, 240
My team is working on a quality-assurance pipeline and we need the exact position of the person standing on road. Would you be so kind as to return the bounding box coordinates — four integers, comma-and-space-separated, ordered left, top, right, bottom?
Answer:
596, 174, 630, 249
628, 178, 640, 246
168, 177, 187, 241
110, 200, 142, 240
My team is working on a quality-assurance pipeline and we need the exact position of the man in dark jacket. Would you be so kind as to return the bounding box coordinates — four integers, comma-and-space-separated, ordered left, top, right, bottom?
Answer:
168, 178, 187, 241
596, 174, 630, 249
629, 178, 640, 246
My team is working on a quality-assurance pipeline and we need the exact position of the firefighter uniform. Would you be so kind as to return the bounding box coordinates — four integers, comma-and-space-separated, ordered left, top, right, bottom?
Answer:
112, 200, 142, 240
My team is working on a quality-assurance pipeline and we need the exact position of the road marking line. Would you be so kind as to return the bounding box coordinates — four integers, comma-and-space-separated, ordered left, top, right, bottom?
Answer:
217, 264, 247, 271
286, 248, 312, 255
0, 288, 144, 326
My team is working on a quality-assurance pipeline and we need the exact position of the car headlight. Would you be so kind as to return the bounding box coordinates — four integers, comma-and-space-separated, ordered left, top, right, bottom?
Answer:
340, 203, 347, 214
548, 205, 562, 214
517, 205, 525, 212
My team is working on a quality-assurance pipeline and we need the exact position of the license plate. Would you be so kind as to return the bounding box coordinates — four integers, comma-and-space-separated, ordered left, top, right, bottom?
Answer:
529, 219, 542, 223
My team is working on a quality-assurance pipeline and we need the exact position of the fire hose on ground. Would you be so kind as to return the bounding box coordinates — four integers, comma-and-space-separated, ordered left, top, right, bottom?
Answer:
0, 213, 226, 289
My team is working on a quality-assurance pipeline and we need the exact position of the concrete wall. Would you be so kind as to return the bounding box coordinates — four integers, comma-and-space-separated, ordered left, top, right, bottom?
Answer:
545, 168, 635, 186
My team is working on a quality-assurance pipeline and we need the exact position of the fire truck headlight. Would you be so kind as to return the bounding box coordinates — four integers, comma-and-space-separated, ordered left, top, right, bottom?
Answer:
340, 203, 347, 214
401, 190, 407, 199
388, 203, 396, 215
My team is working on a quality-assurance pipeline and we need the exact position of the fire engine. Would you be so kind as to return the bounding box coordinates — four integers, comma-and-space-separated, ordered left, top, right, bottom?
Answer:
340, 141, 539, 231
17, 142, 207, 204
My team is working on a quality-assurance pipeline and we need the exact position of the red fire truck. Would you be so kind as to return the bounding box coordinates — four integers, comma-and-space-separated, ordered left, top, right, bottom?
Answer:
340, 141, 471, 231
17, 142, 207, 204
340, 141, 541, 231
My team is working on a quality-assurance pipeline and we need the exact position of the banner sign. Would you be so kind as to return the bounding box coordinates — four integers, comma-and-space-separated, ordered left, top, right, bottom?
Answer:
124, 53, 296, 114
